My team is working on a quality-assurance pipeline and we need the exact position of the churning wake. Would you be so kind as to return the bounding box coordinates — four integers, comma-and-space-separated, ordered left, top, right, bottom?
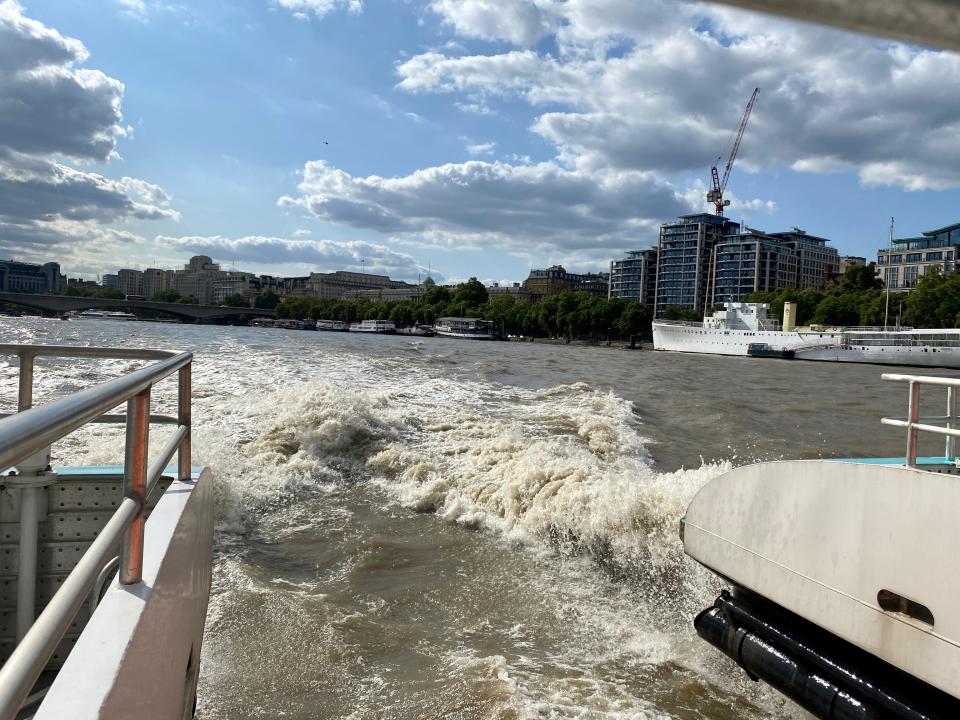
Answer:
0, 322, 800, 718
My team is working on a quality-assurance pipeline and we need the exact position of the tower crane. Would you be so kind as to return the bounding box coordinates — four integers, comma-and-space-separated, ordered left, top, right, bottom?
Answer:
707, 87, 759, 216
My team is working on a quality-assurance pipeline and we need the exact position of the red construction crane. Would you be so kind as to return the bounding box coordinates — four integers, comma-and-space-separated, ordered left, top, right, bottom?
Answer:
707, 87, 759, 216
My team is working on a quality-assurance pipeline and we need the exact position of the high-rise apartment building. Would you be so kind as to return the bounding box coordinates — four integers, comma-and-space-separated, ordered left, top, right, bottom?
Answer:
706, 230, 798, 305
609, 249, 658, 305
654, 214, 740, 317
770, 229, 839, 290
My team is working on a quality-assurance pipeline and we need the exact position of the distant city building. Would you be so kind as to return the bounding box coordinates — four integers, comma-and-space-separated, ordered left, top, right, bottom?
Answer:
877, 222, 960, 290
523, 265, 574, 297
301, 270, 414, 300
655, 214, 740, 317
574, 272, 610, 297
173, 255, 223, 304
101, 274, 119, 289
770, 228, 839, 291
117, 268, 144, 297
838, 256, 866, 275
487, 283, 533, 302
523, 265, 609, 299
0, 260, 66, 294
609, 249, 658, 305
142, 268, 174, 300
212, 273, 260, 304
344, 285, 425, 302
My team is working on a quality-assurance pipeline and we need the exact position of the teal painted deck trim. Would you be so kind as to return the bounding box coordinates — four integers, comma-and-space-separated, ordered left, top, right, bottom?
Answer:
827, 456, 952, 466
4, 465, 204, 477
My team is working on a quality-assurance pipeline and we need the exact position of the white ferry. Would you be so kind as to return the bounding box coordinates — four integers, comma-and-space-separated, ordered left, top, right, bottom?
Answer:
349, 319, 396, 334
434, 317, 494, 340
682, 372, 960, 717
75, 310, 137, 321
653, 302, 960, 367
0, 344, 212, 719
652, 302, 842, 357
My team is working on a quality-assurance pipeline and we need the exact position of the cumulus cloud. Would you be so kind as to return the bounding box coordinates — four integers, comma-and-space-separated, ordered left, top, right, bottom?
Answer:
403, 0, 960, 192
0, 1, 177, 262
429, 0, 556, 47
279, 159, 688, 251
157, 234, 425, 279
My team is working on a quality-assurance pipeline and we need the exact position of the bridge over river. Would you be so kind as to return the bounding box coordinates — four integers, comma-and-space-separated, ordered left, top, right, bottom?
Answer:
0, 293, 276, 322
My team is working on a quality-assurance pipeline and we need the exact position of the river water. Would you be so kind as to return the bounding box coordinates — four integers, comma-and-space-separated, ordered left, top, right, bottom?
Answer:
2, 318, 955, 719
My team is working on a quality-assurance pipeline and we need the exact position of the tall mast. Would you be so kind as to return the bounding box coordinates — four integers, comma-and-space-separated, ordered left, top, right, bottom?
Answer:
884, 216, 894, 328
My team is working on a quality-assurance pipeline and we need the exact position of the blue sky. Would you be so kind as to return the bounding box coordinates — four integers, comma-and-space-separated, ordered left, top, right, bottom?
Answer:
4, 0, 960, 284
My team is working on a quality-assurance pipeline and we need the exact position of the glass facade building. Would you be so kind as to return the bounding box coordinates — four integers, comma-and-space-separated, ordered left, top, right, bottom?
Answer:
706, 230, 798, 305
654, 214, 740, 317
877, 222, 960, 290
609, 249, 657, 305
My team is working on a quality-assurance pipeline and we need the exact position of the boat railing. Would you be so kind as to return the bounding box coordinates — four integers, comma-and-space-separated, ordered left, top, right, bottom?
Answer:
880, 373, 960, 467
0, 344, 192, 719
653, 319, 702, 327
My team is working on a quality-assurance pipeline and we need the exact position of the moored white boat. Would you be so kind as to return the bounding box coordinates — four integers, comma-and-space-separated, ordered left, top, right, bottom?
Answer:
654, 301, 960, 367
349, 319, 396, 334
434, 317, 494, 340
75, 310, 137, 321
0, 344, 213, 719
682, 372, 960, 717
315, 319, 348, 332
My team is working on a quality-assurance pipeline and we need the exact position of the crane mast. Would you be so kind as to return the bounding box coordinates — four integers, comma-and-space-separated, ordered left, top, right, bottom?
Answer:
707, 87, 759, 216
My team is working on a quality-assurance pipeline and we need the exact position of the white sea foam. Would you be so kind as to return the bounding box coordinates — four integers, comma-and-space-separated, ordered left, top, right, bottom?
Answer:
0, 321, 790, 718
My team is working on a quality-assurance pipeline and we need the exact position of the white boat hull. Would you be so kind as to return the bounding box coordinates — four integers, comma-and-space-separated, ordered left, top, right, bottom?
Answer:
795, 344, 960, 367
683, 459, 960, 699
652, 322, 841, 356
435, 331, 493, 340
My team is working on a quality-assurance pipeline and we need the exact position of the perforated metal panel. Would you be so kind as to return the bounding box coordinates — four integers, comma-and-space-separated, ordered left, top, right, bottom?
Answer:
0, 471, 173, 670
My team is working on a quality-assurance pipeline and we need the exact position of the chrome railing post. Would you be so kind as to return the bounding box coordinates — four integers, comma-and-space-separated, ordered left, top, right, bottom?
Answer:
947, 386, 957, 461
11, 350, 54, 643
906, 380, 920, 467
120, 389, 150, 585
178, 363, 191, 482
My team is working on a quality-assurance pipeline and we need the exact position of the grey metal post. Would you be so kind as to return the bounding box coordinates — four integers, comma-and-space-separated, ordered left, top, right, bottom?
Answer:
120, 389, 150, 585
178, 363, 191, 482
947, 386, 957, 461
906, 380, 920, 467
13, 351, 47, 642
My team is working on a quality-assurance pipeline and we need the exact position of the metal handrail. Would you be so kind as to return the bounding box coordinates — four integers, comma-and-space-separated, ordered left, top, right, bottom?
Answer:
880, 373, 960, 466
0, 344, 192, 720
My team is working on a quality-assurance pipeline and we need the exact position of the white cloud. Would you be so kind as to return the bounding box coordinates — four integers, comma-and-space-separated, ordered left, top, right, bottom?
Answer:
466, 141, 496, 156
279, 159, 688, 251
0, 1, 178, 262
116, 0, 146, 20
292, 228, 312, 237
275, 0, 362, 21
429, 0, 556, 47
401, 0, 960, 192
